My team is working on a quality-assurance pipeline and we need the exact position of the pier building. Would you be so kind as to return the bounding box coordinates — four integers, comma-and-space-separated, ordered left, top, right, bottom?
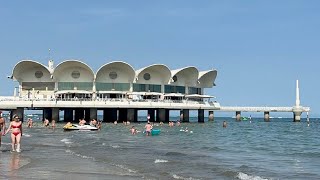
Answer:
1, 60, 219, 123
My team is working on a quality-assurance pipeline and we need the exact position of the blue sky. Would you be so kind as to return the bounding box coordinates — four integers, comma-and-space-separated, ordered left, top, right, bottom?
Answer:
0, 1, 319, 117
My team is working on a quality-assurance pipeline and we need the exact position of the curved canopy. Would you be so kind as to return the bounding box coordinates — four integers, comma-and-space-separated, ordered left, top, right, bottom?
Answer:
171, 66, 199, 86
53, 60, 95, 82
11, 60, 52, 82
96, 61, 135, 83
198, 70, 217, 88
135, 64, 171, 84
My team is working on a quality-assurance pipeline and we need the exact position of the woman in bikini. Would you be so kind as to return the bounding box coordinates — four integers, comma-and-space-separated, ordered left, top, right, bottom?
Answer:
5, 115, 23, 152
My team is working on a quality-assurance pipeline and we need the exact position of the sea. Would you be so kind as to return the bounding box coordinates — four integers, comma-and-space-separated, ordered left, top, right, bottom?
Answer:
0, 116, 319, 180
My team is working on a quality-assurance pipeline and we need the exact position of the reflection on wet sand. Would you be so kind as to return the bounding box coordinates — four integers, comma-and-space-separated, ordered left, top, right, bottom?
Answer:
9, 152, 20, 177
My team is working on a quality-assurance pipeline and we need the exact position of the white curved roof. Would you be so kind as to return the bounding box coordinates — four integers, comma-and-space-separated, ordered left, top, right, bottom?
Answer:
171, 66, 199, 86
198, 70, 217, 88
96, 61, 135, 83
135, 64, 171, 84
11, 60, 51, 82
53, 60, 95, 82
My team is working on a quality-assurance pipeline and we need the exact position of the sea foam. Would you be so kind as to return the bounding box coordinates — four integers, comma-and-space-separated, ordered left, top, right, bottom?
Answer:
154, 159, 168, 163
237, 172, 268, 180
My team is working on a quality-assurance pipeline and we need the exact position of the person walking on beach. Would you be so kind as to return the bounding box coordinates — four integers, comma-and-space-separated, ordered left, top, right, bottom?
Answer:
4, 115, 23, 152
0, 112, 6, 149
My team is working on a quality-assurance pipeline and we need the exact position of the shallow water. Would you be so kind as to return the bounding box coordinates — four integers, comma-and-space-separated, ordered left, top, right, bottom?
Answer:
0, 117, 319, 180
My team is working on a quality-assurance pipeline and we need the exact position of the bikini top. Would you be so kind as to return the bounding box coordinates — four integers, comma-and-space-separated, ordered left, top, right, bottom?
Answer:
11, 124, 22, 128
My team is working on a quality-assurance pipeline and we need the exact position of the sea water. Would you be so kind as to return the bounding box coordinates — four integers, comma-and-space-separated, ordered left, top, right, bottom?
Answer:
0, 117, 319, 180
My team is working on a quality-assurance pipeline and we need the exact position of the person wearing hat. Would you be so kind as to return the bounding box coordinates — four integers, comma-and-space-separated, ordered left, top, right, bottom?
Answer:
4, 114, 23, 152
0, 111, 6, 149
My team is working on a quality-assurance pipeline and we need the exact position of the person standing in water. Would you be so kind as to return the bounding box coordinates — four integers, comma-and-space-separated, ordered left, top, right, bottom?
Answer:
0, 112, 6, 149
223, 121, 227, 128
144, 122, 153, 136
5, 115, 23, 152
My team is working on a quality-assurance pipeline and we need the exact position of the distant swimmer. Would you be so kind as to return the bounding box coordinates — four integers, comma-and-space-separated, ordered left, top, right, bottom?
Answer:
130, 126, 137, 135
51, 119, 56, 129
43, 118, 50, 127
223, 121, 227, 128
27, 118, 33, 128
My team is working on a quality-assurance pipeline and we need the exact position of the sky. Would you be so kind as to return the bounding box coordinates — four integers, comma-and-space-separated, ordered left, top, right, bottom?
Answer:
0, 1, 319, 117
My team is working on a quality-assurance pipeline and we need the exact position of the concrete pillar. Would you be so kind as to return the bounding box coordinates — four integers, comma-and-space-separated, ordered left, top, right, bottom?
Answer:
236, 111, 241, 121
64, 109, 73, 122
182, 109, 190, 123
11, 107, 24, 122
293, 112, 302, 122
148, 109, 155, 122
264, 111, 270, 122
43, 108, 52, 121
118, 109, 127, 122
165, 109, 170, 123
180, 110, 183, 122
157, 108, 167, 122
90, 108, 97, 120
52, 108, 59, 122
208, 111, 214, 121
84, 108, 90, 121
103, 109, 117, 123
75, 109, 84, 122
198, 109, 204, 123
127, 108, 137, 123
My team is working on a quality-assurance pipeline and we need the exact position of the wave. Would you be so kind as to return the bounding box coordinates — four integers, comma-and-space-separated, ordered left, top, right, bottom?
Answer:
237, 172, 269, 180
111, 145, 120, 149
60, 138, 73, 144
23, 133, 31, 137
65, 149, 95, 160
172, 174, 200, 180
114, 164, 137, 173
154, 159, 168, 163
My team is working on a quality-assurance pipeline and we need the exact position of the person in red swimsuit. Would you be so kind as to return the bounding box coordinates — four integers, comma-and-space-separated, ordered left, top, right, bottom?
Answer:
5, 114, 23, 152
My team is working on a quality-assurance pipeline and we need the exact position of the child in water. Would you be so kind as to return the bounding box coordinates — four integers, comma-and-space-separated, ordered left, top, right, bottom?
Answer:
130, 126, 137, 135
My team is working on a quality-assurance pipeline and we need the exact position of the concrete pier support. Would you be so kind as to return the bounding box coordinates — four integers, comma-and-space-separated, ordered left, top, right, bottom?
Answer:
84, 108, 90, 121
64, 109, 73, 122
11, 107, 24, 122
208, 111, 214, 121
52, 108, 59, 122
264, 112, 270, 122
198, 109, 204, 123
148, 109, 155, 122
180, 110, 184, 122
236, 111, 241, 121
157, 108, 168, 122
90, 108, 97, 120
182, 109, 190, 123
293, 111, 302, 122
103, 109, 117, 123
43, 108, 52, 121
118, 109, 127, 122
127, 108, 137, 122
75, 109, 84, 122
